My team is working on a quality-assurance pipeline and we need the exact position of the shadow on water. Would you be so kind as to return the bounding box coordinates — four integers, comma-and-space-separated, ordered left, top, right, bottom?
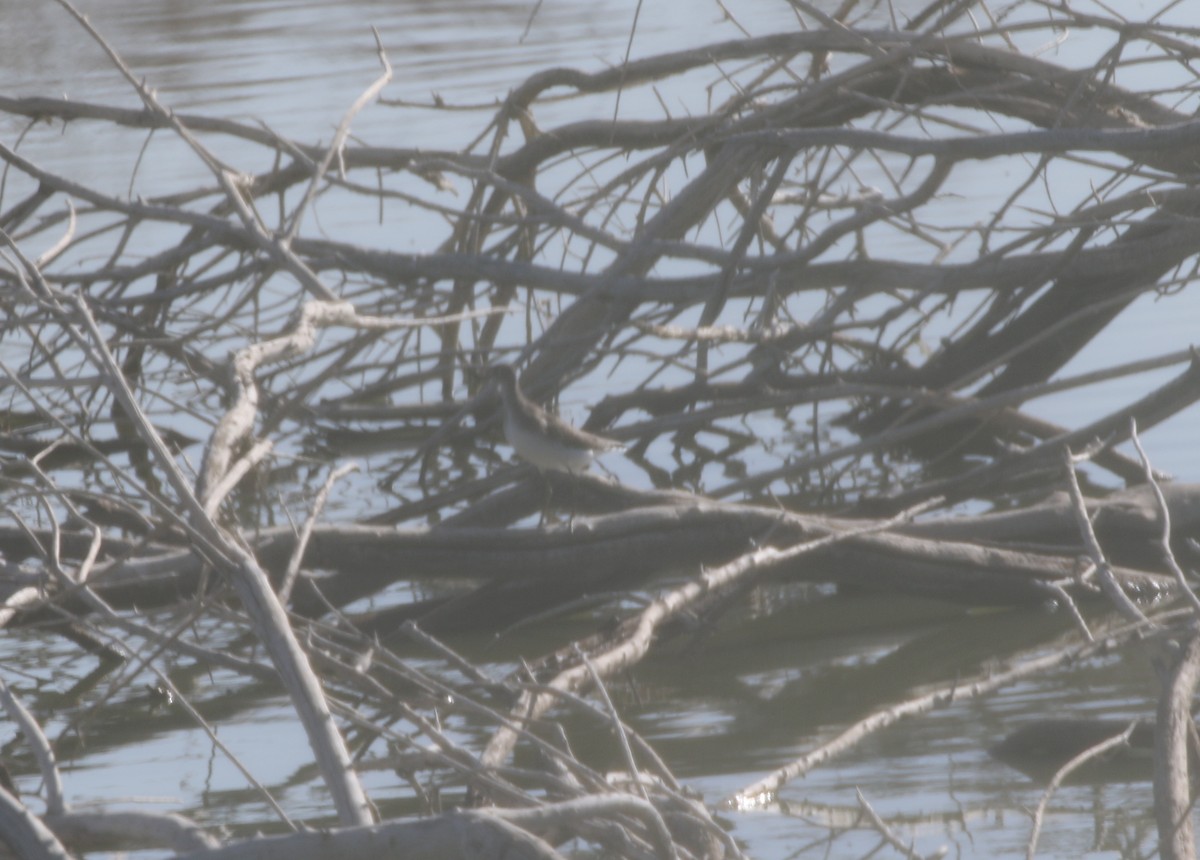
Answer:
3, 2, 1200, 858
594, 593, 1076, 769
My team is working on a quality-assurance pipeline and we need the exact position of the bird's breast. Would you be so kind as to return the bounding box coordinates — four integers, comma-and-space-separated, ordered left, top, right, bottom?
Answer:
502, 411, 595, 473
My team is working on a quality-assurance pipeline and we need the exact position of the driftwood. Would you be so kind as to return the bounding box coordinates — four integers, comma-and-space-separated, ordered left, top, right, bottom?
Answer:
1, 483, 1184, 640
1154, 630, 1200, 860
170, 813, 566, 860
3, 0, 1200, 857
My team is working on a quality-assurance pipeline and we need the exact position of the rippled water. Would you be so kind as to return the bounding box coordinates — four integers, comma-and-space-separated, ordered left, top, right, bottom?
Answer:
2, 1, 1197, 857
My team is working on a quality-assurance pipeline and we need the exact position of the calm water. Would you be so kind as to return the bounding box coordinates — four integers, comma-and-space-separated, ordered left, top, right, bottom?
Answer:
2, 1, 1197, 857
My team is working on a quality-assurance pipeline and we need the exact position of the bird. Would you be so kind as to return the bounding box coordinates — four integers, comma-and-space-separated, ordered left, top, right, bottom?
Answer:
486, 364, 623, 474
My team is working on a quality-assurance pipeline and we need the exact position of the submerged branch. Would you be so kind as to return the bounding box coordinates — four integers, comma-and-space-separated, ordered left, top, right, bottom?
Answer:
2, 1, 1200, 857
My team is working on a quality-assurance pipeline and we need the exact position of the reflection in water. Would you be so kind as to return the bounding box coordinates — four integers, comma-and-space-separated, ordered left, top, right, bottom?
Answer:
1, 3, 1198, 859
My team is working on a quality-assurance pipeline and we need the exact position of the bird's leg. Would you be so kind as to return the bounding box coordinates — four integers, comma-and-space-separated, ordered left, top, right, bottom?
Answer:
566, 477, 579, 533
537, 470, 553, 528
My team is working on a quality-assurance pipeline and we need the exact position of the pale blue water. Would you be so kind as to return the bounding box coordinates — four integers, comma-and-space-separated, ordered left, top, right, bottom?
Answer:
1, 1, 1196, 857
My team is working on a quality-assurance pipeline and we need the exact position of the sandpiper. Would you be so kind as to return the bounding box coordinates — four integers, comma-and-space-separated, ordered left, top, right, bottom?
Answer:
487, 364, 623, 474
